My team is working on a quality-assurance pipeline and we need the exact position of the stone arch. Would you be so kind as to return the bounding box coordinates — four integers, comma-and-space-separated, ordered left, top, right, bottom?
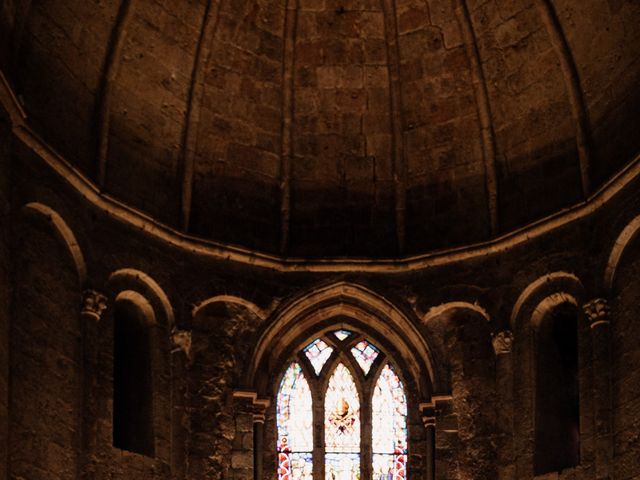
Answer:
420, 300, 496, 479
422, 301, 490, 325
249, 282, 438, 401
509, 274, 588, 477
420, 300, 492, 392
192, 294, 266, 321
21, 202, 86, 285
604, 214, 640, 292
107, 268, 174, 328
511, 271, 585, 331
115, 290, 156, 326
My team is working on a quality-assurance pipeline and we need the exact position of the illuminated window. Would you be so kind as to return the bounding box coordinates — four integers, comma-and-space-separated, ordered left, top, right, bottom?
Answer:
276, 333, 408, 480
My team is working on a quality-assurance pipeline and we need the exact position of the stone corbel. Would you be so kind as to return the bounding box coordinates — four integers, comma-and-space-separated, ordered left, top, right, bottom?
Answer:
583, 298, 610, 329
81, 289, 108, 321
492, 330, 514, 355
171, 329, 192, 360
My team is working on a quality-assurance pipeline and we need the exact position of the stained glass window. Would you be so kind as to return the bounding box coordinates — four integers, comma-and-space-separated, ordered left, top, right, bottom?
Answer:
325, 363, 361, 479
351, 340, 380, 375
304, 339, 334, 375
277, 363, 314, 480
372, 364, 407, 480
276, 336, 411, 480
333, 330, 352, 341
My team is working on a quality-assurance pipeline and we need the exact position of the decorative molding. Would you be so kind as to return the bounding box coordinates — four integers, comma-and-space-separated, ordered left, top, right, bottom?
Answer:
583, 298, 610, 329
81, 290, 108, 321
492, 330, 514, 355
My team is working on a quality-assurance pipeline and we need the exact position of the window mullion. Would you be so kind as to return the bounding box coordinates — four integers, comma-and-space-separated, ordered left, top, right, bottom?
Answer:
313, 386, 324, 480
361, 382, 372, 480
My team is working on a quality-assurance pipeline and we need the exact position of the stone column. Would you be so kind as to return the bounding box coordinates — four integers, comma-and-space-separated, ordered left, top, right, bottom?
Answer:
492, 330, 515, 480
79, 290, 108, 480
420, 397, 455, 480
420, 405, 436, 480
252, 400, 269, 480
583, 298, 613, 479
232, 391, 270, 480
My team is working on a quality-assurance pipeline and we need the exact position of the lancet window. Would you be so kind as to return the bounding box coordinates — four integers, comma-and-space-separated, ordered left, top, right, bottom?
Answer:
276, 330, 408, 480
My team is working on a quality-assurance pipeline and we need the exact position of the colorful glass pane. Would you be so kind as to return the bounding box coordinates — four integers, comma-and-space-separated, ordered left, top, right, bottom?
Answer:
372, 364, 407, 480
351, 340, 380, 375
279, 452, 313, 480
304, 339, 334, 375
325, 363, 360, 453
277, 363, 313, 480
325, 453, 360, 480
333, 330, 352, 341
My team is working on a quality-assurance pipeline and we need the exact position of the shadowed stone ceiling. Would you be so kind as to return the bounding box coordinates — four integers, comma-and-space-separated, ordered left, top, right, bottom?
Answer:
1, 0, 638, 258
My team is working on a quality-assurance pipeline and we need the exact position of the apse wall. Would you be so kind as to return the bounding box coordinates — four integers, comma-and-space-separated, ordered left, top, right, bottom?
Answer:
611, 235, 640, 479
0, 107, 10, 480
10, 210, 82, 480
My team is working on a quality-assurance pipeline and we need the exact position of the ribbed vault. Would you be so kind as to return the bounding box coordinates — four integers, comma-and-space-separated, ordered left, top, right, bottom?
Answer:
0, 0, 638, 258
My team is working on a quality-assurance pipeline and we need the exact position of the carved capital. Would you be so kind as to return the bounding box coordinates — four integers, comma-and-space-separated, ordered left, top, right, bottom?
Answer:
492, 330, 514, 355
171, 329, 192, 358
583, 298, 610, 329
81, 290, 108, 321
422, 415, 436, 428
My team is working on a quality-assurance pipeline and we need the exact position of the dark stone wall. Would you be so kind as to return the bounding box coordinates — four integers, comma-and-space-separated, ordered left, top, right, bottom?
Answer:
0, 107, 11, 480
10, 213, 82, 480
611, 237, 640, 480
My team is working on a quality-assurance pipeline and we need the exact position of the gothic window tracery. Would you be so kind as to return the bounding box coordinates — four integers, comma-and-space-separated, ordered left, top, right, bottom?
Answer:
276, 331, 408, 480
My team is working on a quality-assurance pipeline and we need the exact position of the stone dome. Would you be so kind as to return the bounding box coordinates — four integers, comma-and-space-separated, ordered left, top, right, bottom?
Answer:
1, 0, 639, 257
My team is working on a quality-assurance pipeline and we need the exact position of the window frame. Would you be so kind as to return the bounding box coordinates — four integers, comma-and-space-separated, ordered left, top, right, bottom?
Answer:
273, 330, 413, 480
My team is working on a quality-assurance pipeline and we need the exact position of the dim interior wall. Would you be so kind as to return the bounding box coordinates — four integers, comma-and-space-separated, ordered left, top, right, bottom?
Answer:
0, 107, 11, 480
9, 214, 82, 480
447, 314, 497, 480
611, 239, 640, 480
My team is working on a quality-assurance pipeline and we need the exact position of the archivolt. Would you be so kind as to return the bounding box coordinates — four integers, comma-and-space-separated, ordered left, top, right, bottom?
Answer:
422, 301, 490, 325
248, 282, 439, 399
192, 294, 266, 321
511, 272, 585, 331
107, 268, 174, 327
21, 202, 87, 285
604, 214, 640, 292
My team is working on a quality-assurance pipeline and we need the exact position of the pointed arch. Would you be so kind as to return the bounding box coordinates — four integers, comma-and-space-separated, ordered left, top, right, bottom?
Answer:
248, 282, 438, 400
